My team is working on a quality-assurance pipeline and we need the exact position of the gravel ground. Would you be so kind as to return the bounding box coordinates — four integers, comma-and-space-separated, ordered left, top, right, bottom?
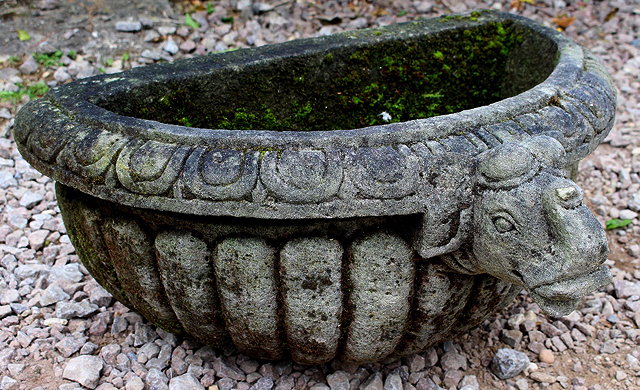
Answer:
0, 0, 639, 389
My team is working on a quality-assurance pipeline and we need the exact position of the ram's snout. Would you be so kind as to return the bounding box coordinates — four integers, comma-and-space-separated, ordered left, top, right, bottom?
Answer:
527, 183, 611, 316
530, 265, 611, 317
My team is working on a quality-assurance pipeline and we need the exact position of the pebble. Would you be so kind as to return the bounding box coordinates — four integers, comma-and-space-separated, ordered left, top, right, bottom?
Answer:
163, 39, 179, 55
383, 374, 402, 390
116, 20, 143, 32
529, 372, 556, 384
600, 340, 618, 354
538, 349, 555, 364
19, 191, 44, 208
619, 209, 638, 220
0, 306, 11, 319
459, 375, 479, 390
141, 49, 163, 60
501, 329, 523, 347
54, 67, 71, 82
6, 364, 24, 377
19, 57, 38, 74
158, 26, 177, 35
28, 229, 49, 250
614, 280, 640, 298
55, 300, 99, 319
491, 348, 530, 379
56, 336, 87, 357
63, 355, 104, 389
169, 373, 205, 390
0, 289, 19, 305
250, 377, 274, 390
0, 376, 18, 390
361, 373, 383, 390
179, 40, 197, 53
326, 371, 350, 390
0, 171, 17, 188
125, 376, 144, 390
146, 368, 169, 388
440, 350, 467, 371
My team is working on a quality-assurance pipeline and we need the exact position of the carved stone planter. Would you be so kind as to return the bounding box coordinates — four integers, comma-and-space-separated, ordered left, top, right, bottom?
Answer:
15, 10, 615, 364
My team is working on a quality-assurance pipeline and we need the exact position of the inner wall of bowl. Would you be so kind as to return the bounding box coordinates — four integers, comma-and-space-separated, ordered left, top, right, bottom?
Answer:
99, 20, 558, 131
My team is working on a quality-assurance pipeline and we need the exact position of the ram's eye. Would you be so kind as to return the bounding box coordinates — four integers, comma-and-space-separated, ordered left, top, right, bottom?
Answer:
493, 216, 515, 233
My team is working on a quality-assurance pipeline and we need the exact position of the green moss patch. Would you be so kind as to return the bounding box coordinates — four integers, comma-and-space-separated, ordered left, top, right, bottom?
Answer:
99, 20, 555, 131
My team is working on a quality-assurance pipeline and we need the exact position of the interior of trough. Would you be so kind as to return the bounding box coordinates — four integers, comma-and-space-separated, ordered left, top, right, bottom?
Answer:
96, 19, 558, 131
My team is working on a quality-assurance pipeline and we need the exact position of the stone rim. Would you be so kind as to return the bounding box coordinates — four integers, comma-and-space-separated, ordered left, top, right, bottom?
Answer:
14, 10, 616, 218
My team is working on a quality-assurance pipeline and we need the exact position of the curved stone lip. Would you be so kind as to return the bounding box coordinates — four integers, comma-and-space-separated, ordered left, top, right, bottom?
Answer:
14, 9, 617, 219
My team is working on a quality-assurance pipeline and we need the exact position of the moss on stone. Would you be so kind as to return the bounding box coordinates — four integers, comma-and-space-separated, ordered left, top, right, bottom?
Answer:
100, 19, 547, 131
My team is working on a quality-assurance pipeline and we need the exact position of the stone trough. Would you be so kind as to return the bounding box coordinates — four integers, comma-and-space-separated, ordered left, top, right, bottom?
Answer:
14, 10, 616, 364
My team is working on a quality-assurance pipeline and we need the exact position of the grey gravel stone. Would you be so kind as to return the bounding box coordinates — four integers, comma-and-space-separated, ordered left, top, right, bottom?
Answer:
619, 209, 638, 220
116, 20, 142, 32
158, 26, 177, 35
529, 372, 556, 383
326, 371, 349, 390
146, 368, 169, 389
80, 342, 99, 355
614, 280, 640, 298
125, 376, 144, 390
6, 364, 24, 377
54, 67, 71, 82
0, 376, 18, 390
490, 348, 530, 380
440, 350, 467, 371
19, 56, 38, 74
19, 191, 43, 208
250, 377, 274, 390
459, 375, 479, 390
0, 305, 12, 319
49, 263, 83, 283
501, 329, 523, 347
0, 171, 17, 188
143, 30, 160, 42
361, 373, 383, 390
163, 39, 179, 55
0, 289, 19, 305
383, 374, 403, 390
63, 355, 103, 389
55, 300, 99, 319
56, 336, 87, 357
168, 373, 204, 390
87, 284, 112, 307
140, 49, 163, 60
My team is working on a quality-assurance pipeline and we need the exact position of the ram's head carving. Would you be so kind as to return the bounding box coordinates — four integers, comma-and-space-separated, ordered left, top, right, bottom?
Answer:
417, 136, 611, 317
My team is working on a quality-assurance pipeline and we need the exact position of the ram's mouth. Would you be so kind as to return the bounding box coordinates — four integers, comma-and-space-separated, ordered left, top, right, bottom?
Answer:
530, 265, 611, 317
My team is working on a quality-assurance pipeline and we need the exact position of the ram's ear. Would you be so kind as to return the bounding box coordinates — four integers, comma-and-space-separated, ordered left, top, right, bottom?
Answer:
416, 208, 472, 259
521, 135, 566, 168
477, 142, 535, 190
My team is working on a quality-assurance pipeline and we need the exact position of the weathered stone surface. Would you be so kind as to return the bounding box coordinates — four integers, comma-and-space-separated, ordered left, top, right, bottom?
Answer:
101, 217, 182, 333
215, 238, 284, 360
280, 237, 342, 364
155, 230, 228, 345
13, 10, 615, 364
344, 233, 413, 362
